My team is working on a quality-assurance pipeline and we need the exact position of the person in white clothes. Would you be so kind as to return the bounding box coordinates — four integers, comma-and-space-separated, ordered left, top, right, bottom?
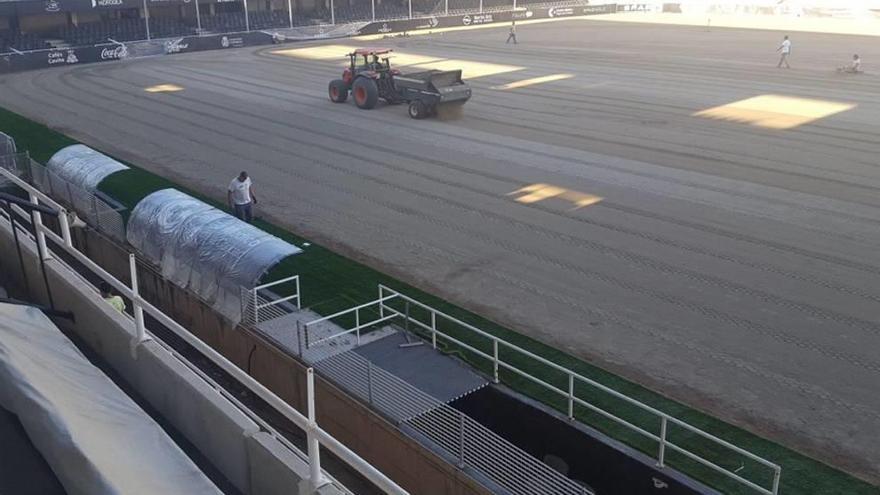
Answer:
227, 171, 258, 223
777, 35, 791, 68
838, 54, 862, 73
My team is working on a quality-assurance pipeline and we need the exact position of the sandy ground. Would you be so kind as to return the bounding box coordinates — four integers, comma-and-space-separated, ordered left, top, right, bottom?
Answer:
592, 11, 880, 37
2, 19, 879, 484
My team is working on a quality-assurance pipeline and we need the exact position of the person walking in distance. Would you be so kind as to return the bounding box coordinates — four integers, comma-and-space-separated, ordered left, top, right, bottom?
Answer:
506, 21, 517, 45
777, 35, 791, 68
228, 171, 258, 223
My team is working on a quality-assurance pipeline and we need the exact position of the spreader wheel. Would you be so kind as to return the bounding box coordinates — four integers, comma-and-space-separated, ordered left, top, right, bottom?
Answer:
408, 101, 428, 119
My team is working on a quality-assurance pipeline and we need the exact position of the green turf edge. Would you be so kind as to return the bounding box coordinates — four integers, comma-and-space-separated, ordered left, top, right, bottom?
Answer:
2, 105, 876, 495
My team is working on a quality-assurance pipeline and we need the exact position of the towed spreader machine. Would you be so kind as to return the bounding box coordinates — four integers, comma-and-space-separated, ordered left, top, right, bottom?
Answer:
328, 48, 471, 119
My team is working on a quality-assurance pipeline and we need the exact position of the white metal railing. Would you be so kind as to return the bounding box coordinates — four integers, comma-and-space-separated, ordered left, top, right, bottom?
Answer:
302, 293, 401, 349
249, 274, 301, 324
352, 284, 778, 495
0, 164, 408, 495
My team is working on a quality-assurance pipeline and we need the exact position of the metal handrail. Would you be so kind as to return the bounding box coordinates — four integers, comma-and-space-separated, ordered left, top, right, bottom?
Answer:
255, 274, 300, 291
373, 284, 781, 495
303, 294, 401, 348
252, 274, 301, 323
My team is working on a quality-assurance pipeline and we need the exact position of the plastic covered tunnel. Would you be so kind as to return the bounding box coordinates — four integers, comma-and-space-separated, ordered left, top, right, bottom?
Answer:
46, 144, 129, 191
126, 189, 302, 323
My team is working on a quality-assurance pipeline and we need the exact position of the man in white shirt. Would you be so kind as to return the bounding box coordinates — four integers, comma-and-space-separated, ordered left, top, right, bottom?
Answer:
227, 171, 258, 223
777, 35, 791, 68
839, 54, 862, 73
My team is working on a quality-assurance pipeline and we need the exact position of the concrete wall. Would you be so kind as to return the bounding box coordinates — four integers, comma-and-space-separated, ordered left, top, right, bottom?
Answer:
0, 219, 344, 495
70, 226, 492, 495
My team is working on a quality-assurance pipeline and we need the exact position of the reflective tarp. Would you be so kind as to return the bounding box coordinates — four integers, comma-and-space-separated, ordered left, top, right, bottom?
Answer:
127, 189, 301, 322
46, 144, 129, 191
0, 303, 222, 495
0, 132, 15, 156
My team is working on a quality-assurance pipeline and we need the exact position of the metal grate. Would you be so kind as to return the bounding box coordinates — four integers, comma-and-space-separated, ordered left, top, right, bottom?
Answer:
313, 348, 591, 495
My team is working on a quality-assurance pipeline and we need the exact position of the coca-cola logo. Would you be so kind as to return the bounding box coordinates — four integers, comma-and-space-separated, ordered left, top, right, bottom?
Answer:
44, 0, 61, 12
100, 45, 128, 60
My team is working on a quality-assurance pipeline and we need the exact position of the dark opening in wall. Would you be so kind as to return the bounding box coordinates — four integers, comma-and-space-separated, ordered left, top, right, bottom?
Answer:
452, 386, 719, 495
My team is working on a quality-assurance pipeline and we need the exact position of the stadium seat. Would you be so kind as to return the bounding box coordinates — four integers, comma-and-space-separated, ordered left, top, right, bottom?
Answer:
0, 30, 51, 52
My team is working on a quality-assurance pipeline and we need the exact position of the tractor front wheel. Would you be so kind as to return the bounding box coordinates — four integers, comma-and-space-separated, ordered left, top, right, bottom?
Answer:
352, 78, 379, 110
408, 101, 428, 119
329, 79, 348, 103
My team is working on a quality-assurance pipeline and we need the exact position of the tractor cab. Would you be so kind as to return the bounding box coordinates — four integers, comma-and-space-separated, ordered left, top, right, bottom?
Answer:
342, 48, 399, 85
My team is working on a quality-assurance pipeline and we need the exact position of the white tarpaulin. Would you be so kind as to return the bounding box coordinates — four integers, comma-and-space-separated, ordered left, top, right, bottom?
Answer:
0, 303, 222, 495
126, 188, 301, 323
46, 144, 129, 192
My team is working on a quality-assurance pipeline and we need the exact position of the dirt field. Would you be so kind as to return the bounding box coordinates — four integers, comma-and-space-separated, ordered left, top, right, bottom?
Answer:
2, 19, 879, 483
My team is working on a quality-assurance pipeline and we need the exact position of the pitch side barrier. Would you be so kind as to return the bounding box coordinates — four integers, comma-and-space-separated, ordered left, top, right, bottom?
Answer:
0, 3, 633, 74
0, 32, 276, 74
355, 3, 618, 35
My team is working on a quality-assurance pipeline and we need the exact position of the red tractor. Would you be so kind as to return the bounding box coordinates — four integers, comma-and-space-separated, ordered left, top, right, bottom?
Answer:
328, 48, 471, 119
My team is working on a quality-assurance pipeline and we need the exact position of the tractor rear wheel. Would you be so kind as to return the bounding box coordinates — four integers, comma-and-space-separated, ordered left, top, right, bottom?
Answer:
352, 78, 379, 110
408, 101, 428, 119
328, 79, 348, 103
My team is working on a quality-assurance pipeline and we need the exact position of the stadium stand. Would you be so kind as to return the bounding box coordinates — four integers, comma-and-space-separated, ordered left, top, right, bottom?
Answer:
325, 0, 410, 21
198, 12, 247, 32
149, 17, 197, 37
334, 4, 373, 22
247, 10, 295, 29
198, 11, 294, 32
0, 31, 51, 52
55, 18, 193, 45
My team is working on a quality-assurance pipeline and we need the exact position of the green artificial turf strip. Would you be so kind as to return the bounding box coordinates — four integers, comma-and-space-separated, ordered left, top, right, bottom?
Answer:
0, 108, 76, 163
2, 105, 876, 495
